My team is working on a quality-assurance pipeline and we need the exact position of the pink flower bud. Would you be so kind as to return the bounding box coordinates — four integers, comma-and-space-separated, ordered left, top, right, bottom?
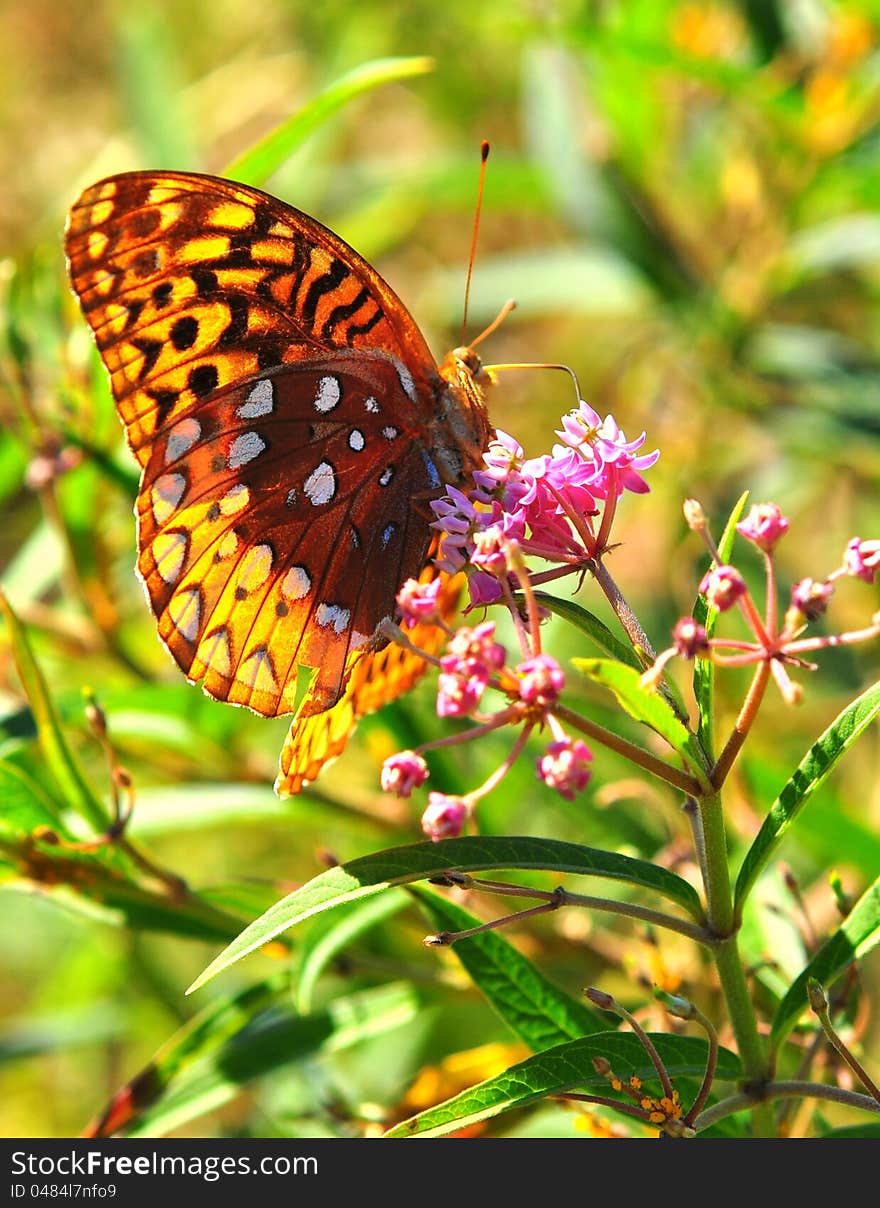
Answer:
790, 578, 833, 621
736, 502, 790, 552
516, 654, 565, 708
446, 622, 507, 672
673, 617, 710, 658
421, 794, 469, 841
381, 751, 429, 797
396, 577, 442, 628
699, 565, 747, 612
436, 669, 487, 717
844, 538, 880, 584
537, 738, 593, 800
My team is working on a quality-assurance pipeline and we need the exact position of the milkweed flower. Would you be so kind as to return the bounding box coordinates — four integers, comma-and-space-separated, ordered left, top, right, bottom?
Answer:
381, 751, 429, 797
516, 654, 565, 708
736, 502, 790, 552
421, 793, 470, 841
699, 565, 747, 611
843, 538, 880, 583
396, 577, 443, 627
537, 738, 594, 800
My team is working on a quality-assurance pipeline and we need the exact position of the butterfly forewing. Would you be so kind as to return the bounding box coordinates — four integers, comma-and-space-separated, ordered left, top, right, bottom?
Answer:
65, 171, 439, 467
66, 170, 493, 791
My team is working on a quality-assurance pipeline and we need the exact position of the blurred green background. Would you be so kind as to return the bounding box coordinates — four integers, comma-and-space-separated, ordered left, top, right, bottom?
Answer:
1, 0, 879, 1138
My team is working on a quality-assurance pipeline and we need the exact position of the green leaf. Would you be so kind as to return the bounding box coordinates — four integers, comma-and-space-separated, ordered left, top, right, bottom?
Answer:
188, 835, 705, 993
693, 491, 749, 758
0, 590, 109, 831
0, 830, 248, 943
224, 58, 434, 186
123, 982, 420, 1138
770, 875, 880, 1054
0, 760, 69, 835
295, 889, 410, 1013
532, 592, 643, 670
385, 1031, 741, 1137
411, 886, 602, 1049
735, 680, 880, 915
573, 657, 708, 780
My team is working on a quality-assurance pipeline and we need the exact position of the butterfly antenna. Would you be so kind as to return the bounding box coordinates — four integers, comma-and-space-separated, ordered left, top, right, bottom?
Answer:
481, 361, 584, 406
460, 140, 491, 348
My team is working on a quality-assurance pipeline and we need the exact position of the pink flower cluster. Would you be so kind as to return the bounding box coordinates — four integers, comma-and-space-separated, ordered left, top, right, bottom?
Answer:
430, 402, 659, 606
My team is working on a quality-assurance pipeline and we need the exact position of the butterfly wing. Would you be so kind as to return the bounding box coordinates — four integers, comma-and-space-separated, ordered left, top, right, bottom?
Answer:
66, 171, 486, 794
65, 171, 441, 467
136, 354, 448, 715
276, 566, 461, 796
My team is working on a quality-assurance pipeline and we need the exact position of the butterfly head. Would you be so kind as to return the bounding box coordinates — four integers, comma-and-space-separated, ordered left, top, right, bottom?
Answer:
431, 345, 495, 487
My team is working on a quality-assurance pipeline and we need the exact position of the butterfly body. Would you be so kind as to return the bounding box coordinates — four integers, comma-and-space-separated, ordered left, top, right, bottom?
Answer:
65, 171, 493, 788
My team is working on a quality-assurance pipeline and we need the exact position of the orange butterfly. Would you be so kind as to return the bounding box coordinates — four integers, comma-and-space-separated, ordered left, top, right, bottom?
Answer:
65, 172, 492, 794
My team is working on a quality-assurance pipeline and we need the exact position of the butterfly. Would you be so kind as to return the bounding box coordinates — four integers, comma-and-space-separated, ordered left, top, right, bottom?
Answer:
65, 171, 494, 795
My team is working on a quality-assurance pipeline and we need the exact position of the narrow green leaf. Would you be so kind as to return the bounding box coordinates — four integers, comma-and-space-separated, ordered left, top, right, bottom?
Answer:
573, 657, 708, 779
411, 886, 602, 1049
295, 889, 410, 1013
819, 1123, 880, 1139
770, 876, 880, 1054
735, 680, 880, 915
0, 590, 108, 831
693, 491, 749, 758
225, 58, 434, 186
124, 982, 420, 1138
0, 760, 68, 834
0, 830, 248, 943
188, 835, 705, 993
385, 1032, 741, 1137
532, 592, 643, 669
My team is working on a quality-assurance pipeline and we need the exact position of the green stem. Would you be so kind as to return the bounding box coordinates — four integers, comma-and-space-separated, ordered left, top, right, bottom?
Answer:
699, 789, 774, 1135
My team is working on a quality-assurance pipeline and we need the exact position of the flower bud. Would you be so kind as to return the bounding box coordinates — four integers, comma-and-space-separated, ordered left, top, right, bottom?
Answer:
421, 794, 470, 841
673, 617, 710, 658
736, 502, 789, 552
699, 565, 747, 611
381, 751, 429, 797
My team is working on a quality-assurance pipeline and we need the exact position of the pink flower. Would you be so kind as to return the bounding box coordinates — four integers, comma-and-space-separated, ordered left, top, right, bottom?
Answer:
699, 565, 747, 612
556, 401, 660, 497
790, 578, 833, 621
516, 654, 565, 708
396, 577, 442, 628
844, 538, 880, 584
737, 503, 790, 553
421, 793, 469, 841
537, 738, 593, 800
445, 622, 506, 673
436, 622, 507, 716
466, 570, 505, 608
673, 617, 710, 658
474, 429, 524, 485
381, 751, 429, 797
471, 524, 511, 576
436, 668, 488, 717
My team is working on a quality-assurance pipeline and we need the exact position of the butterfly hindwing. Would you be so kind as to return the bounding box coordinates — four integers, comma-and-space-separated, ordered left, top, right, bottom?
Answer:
137, 357, 446, 715
276, 568, 461, 795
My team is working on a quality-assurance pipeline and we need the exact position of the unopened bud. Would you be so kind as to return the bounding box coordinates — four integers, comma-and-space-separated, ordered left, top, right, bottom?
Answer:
684, 499, 707, 531
84, 701, 106, 738
655, 988, 695, 1020
673, 617, 710, 658
807, 978, 828, 1014
592, 1056, 612, 1075
585, 986, 615, 1010
112, 766, 132, 789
